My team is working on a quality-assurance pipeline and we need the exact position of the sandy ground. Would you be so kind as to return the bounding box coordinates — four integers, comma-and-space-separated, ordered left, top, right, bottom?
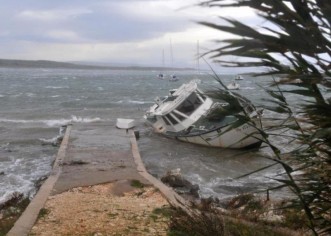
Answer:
30, 181, 170, 236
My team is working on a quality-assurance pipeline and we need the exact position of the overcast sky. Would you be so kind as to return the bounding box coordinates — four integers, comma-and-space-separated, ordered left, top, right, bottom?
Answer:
0, 0, 256, 68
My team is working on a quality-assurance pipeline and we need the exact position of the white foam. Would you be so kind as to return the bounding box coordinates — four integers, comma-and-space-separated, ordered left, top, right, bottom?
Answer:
0, 116, 102, 127
45, 86, 69, 89
0, 155, 52, 205
128, 100, 147, 104
26, 93, 36, 97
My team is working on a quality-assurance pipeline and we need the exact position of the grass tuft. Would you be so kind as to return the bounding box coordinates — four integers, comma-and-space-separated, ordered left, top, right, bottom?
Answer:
130, 179, 145, 189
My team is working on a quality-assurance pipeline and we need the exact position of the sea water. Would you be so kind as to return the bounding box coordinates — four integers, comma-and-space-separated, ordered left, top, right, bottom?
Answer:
0, 67, 291, 204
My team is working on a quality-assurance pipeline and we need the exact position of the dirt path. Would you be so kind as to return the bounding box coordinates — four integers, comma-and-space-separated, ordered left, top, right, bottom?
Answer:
30, 181, 170, 236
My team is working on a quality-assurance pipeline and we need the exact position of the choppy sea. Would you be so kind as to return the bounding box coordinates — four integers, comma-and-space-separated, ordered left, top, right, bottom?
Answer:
0, 67, 292, 205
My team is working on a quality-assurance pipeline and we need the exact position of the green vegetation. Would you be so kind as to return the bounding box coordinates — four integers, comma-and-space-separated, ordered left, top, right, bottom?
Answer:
224, 219, 287, 236
150, 207, 173, 222
0, 193, 30, 236
153, 207, 173, 218
37, 208, 50, 219
168, 207, 225, 236
200, 1, 331, 235
167, 203, 290, 236
130, 179, 145, 189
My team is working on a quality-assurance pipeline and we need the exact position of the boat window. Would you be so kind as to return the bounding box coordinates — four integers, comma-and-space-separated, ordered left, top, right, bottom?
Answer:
176, 92, 202, 116
196, 89, 206, 101
172, 111, 186, 121
146, 116, 157, 124
162, 117, 171, 126
166, 113, 179, 125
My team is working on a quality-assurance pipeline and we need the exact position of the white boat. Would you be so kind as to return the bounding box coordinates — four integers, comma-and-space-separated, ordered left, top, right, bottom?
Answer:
116, 118, 136, 129
144, 81, 262, 149
157, 73, 165, 80
227, 81, 240, 90
235, 75, 244, 80
157, 49, 165, 80
169, 74, 179, 82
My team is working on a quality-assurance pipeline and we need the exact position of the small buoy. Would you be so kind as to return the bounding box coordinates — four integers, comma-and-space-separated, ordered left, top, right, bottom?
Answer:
134, 130, 140, 139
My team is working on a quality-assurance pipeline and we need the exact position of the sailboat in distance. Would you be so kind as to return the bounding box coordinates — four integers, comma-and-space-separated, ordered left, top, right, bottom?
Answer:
169, 38, 179, 82
157, 49, 165, 79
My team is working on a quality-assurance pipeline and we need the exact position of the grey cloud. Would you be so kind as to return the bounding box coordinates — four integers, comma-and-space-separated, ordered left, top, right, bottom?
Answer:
0, 0, 195, 43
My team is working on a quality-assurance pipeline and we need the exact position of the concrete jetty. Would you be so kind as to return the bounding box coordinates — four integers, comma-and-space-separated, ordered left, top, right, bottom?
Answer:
8, 121, 187, 236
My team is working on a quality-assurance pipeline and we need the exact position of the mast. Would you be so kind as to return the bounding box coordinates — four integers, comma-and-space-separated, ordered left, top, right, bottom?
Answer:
197, 40, 200, 73
162, 49, 165, 68
170, 38, 173, 68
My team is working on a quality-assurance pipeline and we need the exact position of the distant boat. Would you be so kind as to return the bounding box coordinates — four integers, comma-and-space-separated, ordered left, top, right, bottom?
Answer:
168, 38, 179, 82
227, 82, 240, 90
169, 74, 179, 82
157, 49, 165, 79
235, 75, 244, 80
144, 81, 262, 149
157, 73, 165, 80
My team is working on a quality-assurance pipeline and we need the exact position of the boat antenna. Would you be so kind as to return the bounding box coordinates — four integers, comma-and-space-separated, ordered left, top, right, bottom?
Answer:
197, 40, 200, 73
202, 57, 228, 90
162, 49, 165, 68
170, 38, 173, 68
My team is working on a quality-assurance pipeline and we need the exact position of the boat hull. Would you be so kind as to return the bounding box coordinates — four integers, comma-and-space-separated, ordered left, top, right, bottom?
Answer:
164, 121, 262, 149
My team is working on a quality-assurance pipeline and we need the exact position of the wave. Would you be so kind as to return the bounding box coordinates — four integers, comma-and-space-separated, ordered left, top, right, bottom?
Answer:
45, 86, 69, 89
0, 155, 52, 205
26, 93, 36, 97
0, 116, 102, 127
128, 100, 149, 104
39, 126, 66, 146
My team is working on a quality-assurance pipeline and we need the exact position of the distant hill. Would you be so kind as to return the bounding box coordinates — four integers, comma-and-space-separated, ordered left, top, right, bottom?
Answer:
0, 59, 193, 71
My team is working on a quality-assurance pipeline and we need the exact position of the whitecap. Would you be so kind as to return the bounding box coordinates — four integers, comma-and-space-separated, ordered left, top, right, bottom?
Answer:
26, 93, 36, 97
45, 86, 69, 89
128, 100, 150, 104
0, 116, 102, 127
70, 115, 101, 123
0, 155, 52, 205
0, 118, 30, 124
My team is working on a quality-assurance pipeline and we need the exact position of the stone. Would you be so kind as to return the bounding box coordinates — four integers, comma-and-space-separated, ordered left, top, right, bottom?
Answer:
161, 169, 200, 198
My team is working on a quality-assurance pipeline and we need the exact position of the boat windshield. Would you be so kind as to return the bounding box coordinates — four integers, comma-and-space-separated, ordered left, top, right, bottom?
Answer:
176, 92, 203, 116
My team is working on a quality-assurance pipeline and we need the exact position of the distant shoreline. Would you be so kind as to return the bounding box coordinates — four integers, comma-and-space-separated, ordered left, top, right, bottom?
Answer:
0, 59, 194, 71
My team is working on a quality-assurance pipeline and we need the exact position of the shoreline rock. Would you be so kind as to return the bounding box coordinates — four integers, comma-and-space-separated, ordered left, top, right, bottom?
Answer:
161, 168, 200, 199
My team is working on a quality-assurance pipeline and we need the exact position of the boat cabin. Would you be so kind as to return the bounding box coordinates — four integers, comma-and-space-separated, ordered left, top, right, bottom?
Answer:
145, 82, 213, 133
